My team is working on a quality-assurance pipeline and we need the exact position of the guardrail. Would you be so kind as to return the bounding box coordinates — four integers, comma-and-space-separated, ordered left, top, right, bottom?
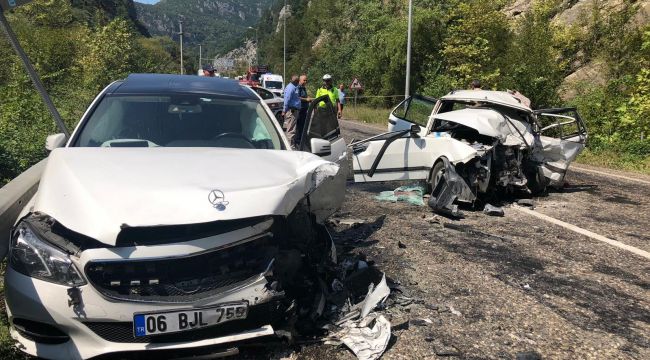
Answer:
0, 159, 47, 259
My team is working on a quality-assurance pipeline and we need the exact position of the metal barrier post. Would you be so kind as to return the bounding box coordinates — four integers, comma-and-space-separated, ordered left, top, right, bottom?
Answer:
0, 7, 69, 137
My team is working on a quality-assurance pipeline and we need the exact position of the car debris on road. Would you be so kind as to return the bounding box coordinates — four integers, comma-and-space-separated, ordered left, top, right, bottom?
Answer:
375, 185, 426, 206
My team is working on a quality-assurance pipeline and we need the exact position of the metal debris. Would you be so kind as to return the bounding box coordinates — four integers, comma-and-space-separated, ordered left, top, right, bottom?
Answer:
327, 314, 391, 360
483, 203, 505, 216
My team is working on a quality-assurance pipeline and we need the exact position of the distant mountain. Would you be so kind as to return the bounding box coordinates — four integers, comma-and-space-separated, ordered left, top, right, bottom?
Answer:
134, 0, 272, 59
70, 0, 148, 33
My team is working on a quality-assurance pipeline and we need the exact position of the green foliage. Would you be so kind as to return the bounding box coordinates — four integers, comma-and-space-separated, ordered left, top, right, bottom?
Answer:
500, 0, 564, 108
618, 29, 650, 141
257, 0, 648, 165
441, 0, 510, 88
0, 0, 180, 186
81, 18, 138, 90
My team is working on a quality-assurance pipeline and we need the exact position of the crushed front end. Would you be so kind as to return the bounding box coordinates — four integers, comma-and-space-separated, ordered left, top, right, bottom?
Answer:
5, 207, 336, 359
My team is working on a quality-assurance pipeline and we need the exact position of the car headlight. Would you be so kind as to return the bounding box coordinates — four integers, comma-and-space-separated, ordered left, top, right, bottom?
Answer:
10, 223, 86, 286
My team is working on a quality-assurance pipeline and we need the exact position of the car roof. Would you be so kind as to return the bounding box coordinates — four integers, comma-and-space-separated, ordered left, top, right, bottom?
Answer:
441, 90, 532, 112
108, 73, 258, 100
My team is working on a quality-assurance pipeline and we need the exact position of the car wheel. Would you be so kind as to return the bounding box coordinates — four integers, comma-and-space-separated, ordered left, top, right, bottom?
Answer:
429, 160, 446, 193
525, 165, 548, 195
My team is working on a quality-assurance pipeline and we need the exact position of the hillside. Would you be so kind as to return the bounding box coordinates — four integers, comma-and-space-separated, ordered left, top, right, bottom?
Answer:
134, 0, 272, 63
0, 0, 180, 185
256, 0, 649, 168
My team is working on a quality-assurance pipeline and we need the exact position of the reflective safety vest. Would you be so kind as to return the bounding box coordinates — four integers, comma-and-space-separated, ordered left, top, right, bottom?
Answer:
315, 86, 339, 107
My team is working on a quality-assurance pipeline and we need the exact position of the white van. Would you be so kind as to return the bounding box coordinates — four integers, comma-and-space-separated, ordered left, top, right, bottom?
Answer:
260, 74, 284, 97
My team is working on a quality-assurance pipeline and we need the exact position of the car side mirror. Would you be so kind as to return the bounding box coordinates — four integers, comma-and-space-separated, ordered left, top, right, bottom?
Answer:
310, 138, 332, 157
410, 124, 421, 137
45, 133, 67, 151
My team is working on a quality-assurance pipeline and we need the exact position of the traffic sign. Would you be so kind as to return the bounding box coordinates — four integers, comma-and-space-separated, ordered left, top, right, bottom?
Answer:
1, 0, 33, 12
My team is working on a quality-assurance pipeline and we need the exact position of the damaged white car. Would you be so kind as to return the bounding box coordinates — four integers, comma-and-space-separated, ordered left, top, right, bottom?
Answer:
351, 90, 587, 215
2, 74, 347, 359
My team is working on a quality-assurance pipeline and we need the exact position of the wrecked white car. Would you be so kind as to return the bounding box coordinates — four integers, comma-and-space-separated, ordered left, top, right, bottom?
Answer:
2, 74, 348, 359
351, 90, 587, 215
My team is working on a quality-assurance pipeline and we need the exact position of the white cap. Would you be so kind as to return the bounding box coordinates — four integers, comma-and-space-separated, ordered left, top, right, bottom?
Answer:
322, 74, 332, 81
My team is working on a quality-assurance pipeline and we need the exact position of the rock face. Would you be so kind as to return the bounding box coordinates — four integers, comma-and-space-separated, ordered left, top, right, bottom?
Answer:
501, 0, 650, 100
134, 0, 272, 55
213, 40, 257, 72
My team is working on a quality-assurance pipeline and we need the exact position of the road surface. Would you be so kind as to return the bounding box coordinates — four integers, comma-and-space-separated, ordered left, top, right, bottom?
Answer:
284, 119, 650, 360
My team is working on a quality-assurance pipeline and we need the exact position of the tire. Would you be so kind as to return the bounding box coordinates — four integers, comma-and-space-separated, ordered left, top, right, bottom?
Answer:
429, 160, 446, 193
525, 166, 548, 195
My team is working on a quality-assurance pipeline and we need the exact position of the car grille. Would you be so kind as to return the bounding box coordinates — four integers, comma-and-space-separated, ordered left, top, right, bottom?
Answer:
83, 301, 284, 344
85, 234, 277, 303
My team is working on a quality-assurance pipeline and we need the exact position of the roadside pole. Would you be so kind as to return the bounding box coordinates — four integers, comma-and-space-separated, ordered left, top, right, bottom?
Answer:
179, 20, 184, 75
198, 44, 202, 69
405, 0, 413, 100
283, 0, 286, 88
0, 7, 69, 137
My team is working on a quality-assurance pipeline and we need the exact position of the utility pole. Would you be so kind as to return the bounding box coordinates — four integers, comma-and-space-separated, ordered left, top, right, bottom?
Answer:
405, 0, 413, 100
178, 20, 184, 75
256, 28, 259, 65
198, 44, 202, 69
0, 6, 69, 137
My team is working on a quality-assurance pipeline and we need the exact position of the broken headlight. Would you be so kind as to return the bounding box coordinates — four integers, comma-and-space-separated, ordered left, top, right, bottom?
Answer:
10, 223, 85, 286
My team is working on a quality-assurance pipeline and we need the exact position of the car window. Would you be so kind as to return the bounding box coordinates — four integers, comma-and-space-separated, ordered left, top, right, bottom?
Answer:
537, 112, 582, 140
264, 81, 283, 90
302, 96, 340, 149
254, 87, 275, 100
392, 96, 435, 127
74, 95, 283, 150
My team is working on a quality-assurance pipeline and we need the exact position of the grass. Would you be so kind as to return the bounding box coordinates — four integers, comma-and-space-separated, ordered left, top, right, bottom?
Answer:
576, 149, 650, 175
343, 105, 391, 125
0, 264, 23, 360
343, 106, 650, 175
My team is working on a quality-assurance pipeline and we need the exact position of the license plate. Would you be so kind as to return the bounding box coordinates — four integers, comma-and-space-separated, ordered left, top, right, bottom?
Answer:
133, 302, 248, 337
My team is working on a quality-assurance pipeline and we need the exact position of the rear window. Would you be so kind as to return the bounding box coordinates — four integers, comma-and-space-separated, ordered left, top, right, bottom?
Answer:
73, 95, 283, 150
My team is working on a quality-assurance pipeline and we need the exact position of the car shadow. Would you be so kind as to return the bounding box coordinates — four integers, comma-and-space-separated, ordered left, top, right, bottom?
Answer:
430, 227, 650, 350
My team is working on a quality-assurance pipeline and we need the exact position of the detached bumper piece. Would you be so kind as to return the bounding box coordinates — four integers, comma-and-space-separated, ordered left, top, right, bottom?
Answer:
428, 158, 476, 217
85, 235, 277, 303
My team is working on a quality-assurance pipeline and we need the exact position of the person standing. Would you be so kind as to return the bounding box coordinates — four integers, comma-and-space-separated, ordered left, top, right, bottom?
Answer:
282, 75, 301, 149
297, 74, 311, 147
470, 79, 482, 90
315, 74, 341, 119
338, 84, 346, 119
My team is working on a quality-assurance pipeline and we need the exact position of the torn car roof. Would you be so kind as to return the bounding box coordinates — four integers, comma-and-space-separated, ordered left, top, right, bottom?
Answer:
441, 90, 532, 112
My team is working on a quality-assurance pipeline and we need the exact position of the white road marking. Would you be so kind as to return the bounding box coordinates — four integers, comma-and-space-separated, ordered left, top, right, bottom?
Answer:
512, 205, 650, 260
571, 165, 650, 186
340, 119, 386, 132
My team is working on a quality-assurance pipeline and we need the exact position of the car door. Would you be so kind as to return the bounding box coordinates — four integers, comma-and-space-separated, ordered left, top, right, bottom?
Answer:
352, 94, 440, 183
299, 95, 347, 219
533, 108, 588, 186
388, 95, 437, 132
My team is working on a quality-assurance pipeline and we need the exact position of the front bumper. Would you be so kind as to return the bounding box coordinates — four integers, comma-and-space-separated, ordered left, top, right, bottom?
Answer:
5, 267, 282, 360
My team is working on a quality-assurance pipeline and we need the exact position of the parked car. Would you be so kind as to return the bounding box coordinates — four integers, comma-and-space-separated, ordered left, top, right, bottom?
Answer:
249, 85, 284, 125
351, 90, 587, 215
259, 74, 284, 97
3, 74, 347, 359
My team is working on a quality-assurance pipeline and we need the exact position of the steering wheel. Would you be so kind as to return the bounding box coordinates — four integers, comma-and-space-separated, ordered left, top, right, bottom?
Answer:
212, 132, 256, 148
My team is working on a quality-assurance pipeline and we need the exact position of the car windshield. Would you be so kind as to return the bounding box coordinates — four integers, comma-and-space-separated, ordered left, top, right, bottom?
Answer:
265, 81, 283, 89
73, 95, 283, 150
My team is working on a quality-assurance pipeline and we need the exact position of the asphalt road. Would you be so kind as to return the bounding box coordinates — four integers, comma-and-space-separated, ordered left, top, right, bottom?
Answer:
284, 119, 650, 360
